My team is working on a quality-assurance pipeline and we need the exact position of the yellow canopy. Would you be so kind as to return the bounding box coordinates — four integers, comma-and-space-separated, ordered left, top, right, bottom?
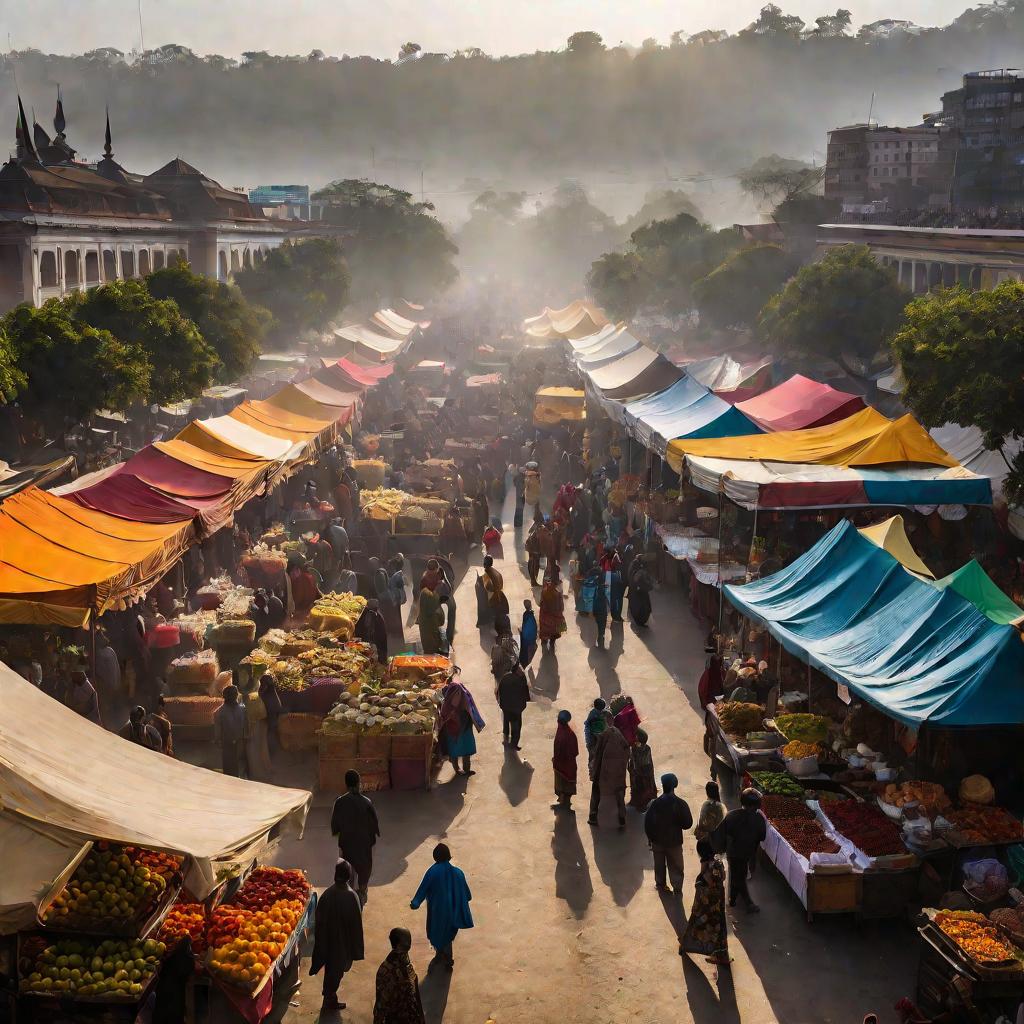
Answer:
534, 387, 586, 425
523, 301, 608, 340
858, 515, 935, 578
229, 400, 334, 442
666, 408, 958, 474
263, 384, 352, 422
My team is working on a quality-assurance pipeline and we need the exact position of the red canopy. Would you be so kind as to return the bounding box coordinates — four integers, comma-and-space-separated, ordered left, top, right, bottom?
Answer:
314, 363, 370, 394
734, 374, 865, 432
121, 444, 241, 498
336, 357, 394, 384
66, 471, 214, 524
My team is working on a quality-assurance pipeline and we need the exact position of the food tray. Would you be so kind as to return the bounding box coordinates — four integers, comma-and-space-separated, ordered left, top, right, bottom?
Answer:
922, 910, 1024, 978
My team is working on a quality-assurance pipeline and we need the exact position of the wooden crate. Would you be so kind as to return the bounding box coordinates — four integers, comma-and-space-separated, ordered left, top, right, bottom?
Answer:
278, 713, 323, 752
391, 734, 433, 759
319, 756, 388, 792
319, 732, 358, 759
357, 733, 393, 758
807, 871, 862, 916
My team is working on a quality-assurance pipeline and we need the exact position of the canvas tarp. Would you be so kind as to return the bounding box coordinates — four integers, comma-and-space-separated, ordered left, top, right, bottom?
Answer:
315, 362, 373, 394
623, 375, 761, 456
567, 322, 621, 352
334, 324, 406, 358
572, 325, 643, 369
724, 520, 1024, 727
932, 560, 1024, 626
0, 487, 195, 617
858, 515, 934, 578
266, 383, 358, 423
336, 357, 394, 384
65, 471, 214, 525
523, 301, 608, 340
535, 387, 585, 425
178, 419, 299, 462
152, 439, 272, 482
735, 374, 866, 432
685, 354, 773, 393
584, 346, 684, 402
666, 408, 959, 474
684, 455, 991, 510
929, 424, 1022, 506
372, 308, 424, 338
0, 664, 311, 901
0, 451, 76, 501
229, 400, 338, 441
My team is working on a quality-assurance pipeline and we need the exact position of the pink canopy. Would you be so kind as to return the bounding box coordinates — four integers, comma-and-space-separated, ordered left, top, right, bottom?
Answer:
121, 445, 242, 498
734, 374, 865, 432
336, 357, 394, 384
66, 471, 214, 524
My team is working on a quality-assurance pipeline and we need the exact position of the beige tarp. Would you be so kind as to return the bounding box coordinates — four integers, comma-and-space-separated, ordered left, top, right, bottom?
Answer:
0, 665, 311, 903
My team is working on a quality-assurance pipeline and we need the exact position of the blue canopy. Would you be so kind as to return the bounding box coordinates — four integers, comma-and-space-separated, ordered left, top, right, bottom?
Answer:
623, 375, 761, 457
724, 520, 1024, 727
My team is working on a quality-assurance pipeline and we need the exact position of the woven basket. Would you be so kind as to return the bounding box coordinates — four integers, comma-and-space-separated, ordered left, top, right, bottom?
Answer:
278, 713, 324, 752
319, 732, 358, 759
357, 734, 393, 759
163, 696, 219, 727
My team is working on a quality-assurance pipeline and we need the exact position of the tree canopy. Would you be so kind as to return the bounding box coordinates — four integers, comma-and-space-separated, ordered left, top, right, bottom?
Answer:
891, 281, 1024, 502
0, 323, 26, 403
146, 260, 269, 382
758, 244, 910, 364
234, 238, 351, 342
692, 244, 799, 329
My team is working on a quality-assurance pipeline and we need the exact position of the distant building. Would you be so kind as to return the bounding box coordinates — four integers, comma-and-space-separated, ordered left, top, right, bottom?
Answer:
248, 183, 311, 218
939, 70, 1024, 210
824, 123, 944, 209
0, 94, 292, 312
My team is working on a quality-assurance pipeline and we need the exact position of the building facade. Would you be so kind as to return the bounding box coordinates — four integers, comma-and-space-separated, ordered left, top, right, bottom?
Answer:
0, 96, 291, 312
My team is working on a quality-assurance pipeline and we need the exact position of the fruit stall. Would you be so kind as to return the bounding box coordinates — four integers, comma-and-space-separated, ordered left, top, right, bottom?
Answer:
705, 700, 785, 776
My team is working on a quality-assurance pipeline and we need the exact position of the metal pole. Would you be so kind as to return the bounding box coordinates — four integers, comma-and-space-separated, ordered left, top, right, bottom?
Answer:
746, 504, 759, 580
89, 608, 97, 679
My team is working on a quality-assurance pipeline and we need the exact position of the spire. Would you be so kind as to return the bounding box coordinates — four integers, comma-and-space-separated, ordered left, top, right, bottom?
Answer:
54, 86, 66, 137
104, 107, 112, 160
16, 96, 38, 162
32, 108, 52, 151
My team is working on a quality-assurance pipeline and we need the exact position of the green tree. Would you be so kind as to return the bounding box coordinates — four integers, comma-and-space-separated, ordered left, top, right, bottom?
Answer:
759, 244, 909, 363
743, 4, 806, 37
0, 322, 26, 402
739, 155, 825, 210
586, 251, 646, 321
622, 189, 704, 235
692, 244, 799, 329
71, 279, 217, 404
891, 281, 1024, 502
146, 260, 269, 382
809, 9, 853, 36
234, 238, 351, 341
566, 31, 605, 53
2, 300, 150, 431
309, 182, 454, 307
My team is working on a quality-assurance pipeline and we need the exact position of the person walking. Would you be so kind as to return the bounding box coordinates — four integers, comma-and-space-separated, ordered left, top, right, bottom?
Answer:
538, 569, 566, 652
680, 840, 730, 966
330, 770, 381, 906
524, 516, 547, 587
588, 715, 630, 831
714, 787, 767, 913
519, 599, 538, 670
644, 772, 693, 894
512, 466, 526, 529
356, 599, 390, 662
118, 706, 162, 750
552, 709, 579, 811
438, 678, 485, 776
66, 669, 102, 726
309, 859, 365, 1013
627, 557, 654, 627
148, 696, 174, 756
583, 698, 607, 766
373, 927, 425, 1024
212, 684, 248, 777
409, 843, 473, 970
496, 660, 530, 750
695, 780, 727, 843
628, 728, 658, 810
591, 567, 609, 649
416, 586, 445, 655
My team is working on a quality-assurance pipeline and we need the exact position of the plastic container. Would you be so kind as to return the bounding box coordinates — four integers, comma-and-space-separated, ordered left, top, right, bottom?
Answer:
875, 767, 896, 782
785, 754, 820, 777
147, 624, 181, 649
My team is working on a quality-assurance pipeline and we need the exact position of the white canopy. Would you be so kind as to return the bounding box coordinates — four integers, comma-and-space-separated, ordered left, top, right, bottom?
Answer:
0, 665, 311, 912
198, 416, 303, 461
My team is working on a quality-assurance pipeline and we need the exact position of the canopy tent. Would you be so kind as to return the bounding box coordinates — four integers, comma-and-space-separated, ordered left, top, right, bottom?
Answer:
315, 362, 374, 394
735, 374, 865, 433
858, 515, 934, 578
229, 400, 339, 442
534, 387, 585, 426
567, 322, 621, 352
269, 383, 359, 423
623, 375, 761, 456
928, 424, 1022, 506
335, 356, 394, 384
724, 520, 1024, 727
933, 560, 1024, 626
64, 471, 215, 525
666, 408, 958, 474
0, 663, 310, 904
523, 301, 608, 341
0, 487, 195, 622
334, 324, 407, 360
177, 419, 300, 462
572, 326, 644, 370
584, 346, 684, 403
372, 308, 427, 338
684, 354, 773, 394
0, 451, 76, 501
685, 454, 990, 510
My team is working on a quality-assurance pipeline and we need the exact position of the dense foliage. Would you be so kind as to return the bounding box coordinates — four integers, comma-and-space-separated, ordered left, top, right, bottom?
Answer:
692, 244, 799, 329
891, 281, 1024, 502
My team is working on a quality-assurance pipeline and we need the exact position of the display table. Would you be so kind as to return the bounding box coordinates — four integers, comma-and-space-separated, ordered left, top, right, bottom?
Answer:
707, 704, 784, 776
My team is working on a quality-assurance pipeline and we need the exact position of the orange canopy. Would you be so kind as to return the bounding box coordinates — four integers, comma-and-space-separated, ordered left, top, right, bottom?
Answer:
229, 400, 336, 442
263, 384, 355, 422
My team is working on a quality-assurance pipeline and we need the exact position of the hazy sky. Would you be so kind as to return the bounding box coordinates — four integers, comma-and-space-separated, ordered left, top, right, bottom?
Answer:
1, 0, 975, 59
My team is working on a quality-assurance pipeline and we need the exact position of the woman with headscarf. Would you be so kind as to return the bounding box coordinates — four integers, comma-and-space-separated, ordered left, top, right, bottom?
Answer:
519, 599, 538, 669
438, 678, 485, 776
628, 727, 657, 810
590, 566, 609, 648
371, 558, 403, 636
310, 859, 365, 1012
409, 843, 474, 970
601, 546, 625, 622
416, 587, 445, 655
552, 709, 579, 811
614, 695, 641, 745
680, 839, 730, 966
538, 569, 566, 652
627, 557, 654, 627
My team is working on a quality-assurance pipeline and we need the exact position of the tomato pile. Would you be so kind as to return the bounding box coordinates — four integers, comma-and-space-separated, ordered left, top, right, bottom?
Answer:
823, 800, 905, 857
760, 795, 814, 821
233, 868, 309, 911
773, 817, 841, 858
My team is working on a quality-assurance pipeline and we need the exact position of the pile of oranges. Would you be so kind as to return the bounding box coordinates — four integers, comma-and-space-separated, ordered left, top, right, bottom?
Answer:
157, 902, 208, 956
207, 901, 304, 990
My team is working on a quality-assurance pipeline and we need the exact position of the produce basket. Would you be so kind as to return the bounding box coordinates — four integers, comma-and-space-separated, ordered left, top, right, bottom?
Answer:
167, 649, 219, 691
319, 756, 389, 792
319, 731, 358, 759
278, 713, 323, 752
211, 619, 257, 646
357, 733, 393, 759
351, 459, 386, 488
162, 695, 220, 727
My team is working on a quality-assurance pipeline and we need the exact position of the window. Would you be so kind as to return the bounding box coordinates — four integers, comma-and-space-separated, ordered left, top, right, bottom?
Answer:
102, 249, 116, 280
84, 251, 99, 285
873, 168, 878, 176
120, 249, 135, 278
39, 251, 57, 287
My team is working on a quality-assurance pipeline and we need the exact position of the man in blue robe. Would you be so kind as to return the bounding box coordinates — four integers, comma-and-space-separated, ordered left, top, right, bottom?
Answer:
409, 843, 473, 969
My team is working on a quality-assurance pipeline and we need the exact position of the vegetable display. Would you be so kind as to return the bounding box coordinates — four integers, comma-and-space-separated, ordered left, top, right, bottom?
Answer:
19, 935, 166, 999
157, 902, 207, 955
935, 910, 1020, 964
716, 702, 764, 736
775, 713, 830, 745
750, 771, 805, 798
880, 781, 951, 817
822, 801, 906, 857
760, 795, 814, 821
945, 804, 1024, 845
782, 740, 820, 760
774, 818, 841, 859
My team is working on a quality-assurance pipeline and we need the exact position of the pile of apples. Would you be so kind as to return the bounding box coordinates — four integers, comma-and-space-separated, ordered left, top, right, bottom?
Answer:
206, 867, 310, 991
19, 936, 165, 999
42, 843, 180, 933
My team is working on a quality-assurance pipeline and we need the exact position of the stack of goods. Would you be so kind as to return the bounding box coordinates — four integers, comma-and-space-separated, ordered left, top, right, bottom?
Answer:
716, 702, 765, 738
945, 804, 1024, 845
195, 575, 239, 611
360, 487, 410, 521
157, 902, 208, 956
351, 459, 387, 488
240, 543, 288, 589
775, 713, 831, 745
206, 867, 310, 992
395, 503, 442, 535
172, 610, 217, 650
259, 524, 288, 548
879, 781, 952, 818
934, 910, 1022, 965
18, 935, 166, 1000
210, 619, 257, 647
322, 681, 441, 737
217, 586, 255, 621
821, 801, 907, 858
782, 740, 822, 760
167, 648, 219, 693
259, 629, 317, 658
389, 655, 452, 689
146, 622, 180, 650
750, 771, 806, 798
307, 592, 366, 636
162, 694, 221, 727
760, 795, 841, 858
41, 844, 182, 934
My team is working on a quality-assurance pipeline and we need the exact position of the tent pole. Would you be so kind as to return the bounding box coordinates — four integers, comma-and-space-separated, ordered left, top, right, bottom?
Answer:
746, 505, 759, 580
89, 608, 97, 679
716, 488, 725, 639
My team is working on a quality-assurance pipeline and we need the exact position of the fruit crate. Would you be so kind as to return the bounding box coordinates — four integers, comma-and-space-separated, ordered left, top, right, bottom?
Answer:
318, 756, 389, 793
36, 843, 185, 941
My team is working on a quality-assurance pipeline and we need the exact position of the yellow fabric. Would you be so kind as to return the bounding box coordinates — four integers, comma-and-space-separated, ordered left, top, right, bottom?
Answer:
230, 400, 333, 442
0, 600, 90, 627
534, 388, 586, 425
858, 516, 935, 579
537, 387, 585, 399
153, 439, 271, 478
666, 408, 958, 470
176, 421, 272, 461
264, 384, 351, 421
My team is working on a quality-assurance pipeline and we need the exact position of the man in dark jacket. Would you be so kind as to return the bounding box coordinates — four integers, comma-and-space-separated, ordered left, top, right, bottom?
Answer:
310, 859, 364, 1012
495, 663, 530, 750
643, 772, 693, 894
331, 771, 381, 906
355, 598, 389, 662
715, 786, 767, 912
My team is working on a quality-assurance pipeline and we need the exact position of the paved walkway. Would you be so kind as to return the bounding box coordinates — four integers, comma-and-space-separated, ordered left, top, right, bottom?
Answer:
246, 496, 919, 1024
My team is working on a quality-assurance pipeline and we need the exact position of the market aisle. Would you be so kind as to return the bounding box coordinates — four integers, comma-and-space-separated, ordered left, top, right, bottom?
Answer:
268, 496, 918, 1024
